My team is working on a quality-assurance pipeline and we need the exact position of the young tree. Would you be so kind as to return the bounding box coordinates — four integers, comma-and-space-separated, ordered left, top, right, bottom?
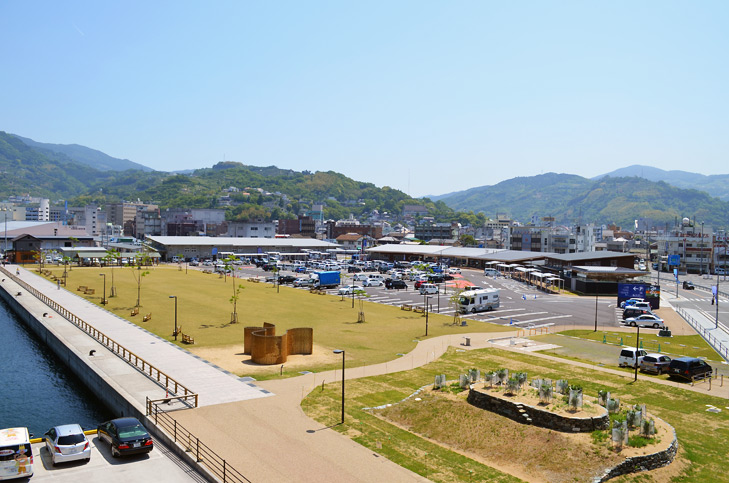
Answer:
229, 284, 244, 323
103, 249, 121, 296
131, 252, 151, 308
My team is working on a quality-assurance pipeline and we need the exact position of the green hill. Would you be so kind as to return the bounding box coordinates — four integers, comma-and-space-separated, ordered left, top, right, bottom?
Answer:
437, 173, 729, 229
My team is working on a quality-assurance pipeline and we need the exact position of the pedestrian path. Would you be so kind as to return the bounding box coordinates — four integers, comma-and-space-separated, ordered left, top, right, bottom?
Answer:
661, 296, 729, 362
3, 266, 272, 407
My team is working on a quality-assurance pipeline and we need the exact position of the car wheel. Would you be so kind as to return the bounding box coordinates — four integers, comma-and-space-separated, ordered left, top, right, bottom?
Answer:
471, 308, 477, 314
111, 446, 119, 458
653, 323, 660, 328
630, 321, 637, 327
51, 455, 56, 467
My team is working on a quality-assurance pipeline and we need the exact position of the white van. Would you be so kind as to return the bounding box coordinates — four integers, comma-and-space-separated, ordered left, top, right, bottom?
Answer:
419, 283, 439, 295
0, 427, 33, 480
483, 269, 500, 277
618, 348, 647, 368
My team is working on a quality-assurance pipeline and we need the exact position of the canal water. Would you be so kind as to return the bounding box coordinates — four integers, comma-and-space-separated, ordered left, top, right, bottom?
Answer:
0, 298, 113, 438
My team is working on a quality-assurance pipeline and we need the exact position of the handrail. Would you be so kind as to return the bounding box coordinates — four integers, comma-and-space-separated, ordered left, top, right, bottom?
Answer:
675, 306, 729, 362
1, 267, 198, 405
147, 398, 251, 483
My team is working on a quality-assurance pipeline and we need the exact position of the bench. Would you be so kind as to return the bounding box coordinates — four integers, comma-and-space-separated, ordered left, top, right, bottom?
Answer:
77, 285, 87, 292
143, 313, 152, 322
84, 288, 95, 295
401, 304, 413, 311
182, 333, 195, 344
173, 326, 182, 337
413, 306, 425, 313
130, 307, 139, 316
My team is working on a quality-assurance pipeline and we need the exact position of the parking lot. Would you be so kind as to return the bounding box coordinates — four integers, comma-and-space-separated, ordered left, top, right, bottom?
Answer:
26, 434, 202, 482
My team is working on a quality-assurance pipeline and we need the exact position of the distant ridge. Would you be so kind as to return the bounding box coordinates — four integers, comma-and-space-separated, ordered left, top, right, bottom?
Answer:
594, 164, 729, 201
11, 134, 153, 172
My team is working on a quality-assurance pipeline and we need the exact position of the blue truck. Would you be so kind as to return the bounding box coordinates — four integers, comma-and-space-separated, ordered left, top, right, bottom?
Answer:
312, 270, 340, 288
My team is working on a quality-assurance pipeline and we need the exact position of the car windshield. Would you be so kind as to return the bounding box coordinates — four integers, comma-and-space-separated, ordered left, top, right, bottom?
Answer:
58, 434, 86, 445
117, 424, 148, 439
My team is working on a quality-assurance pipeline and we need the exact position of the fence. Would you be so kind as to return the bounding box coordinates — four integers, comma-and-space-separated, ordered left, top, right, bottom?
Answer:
147, 399, 251, 483
675, 306, 729, 361
0, 267, 198, 405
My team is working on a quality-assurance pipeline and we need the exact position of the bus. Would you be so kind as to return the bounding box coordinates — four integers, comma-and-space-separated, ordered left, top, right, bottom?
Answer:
458, 289, 500, 314
0, 427, 33, 480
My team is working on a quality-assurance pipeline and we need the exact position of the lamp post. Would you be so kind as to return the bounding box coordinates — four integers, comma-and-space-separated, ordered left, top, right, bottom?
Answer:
634, 323, 641, 382
425, 295, 432, 336
593, 279, 599, 332
333, 349, 345, 424
169, 295, 178, 341
99, 273, 106, 305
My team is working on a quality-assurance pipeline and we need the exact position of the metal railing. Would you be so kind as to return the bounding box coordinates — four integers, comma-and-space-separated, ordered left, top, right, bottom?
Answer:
147, 399, 251, 483
675, 306, 729, 361
1, 267, 198, 405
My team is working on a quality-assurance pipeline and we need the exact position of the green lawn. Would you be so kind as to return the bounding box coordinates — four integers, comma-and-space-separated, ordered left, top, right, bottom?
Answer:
558, 329, 721, 361
37, 265, 507, 373
303, 346, 729, 482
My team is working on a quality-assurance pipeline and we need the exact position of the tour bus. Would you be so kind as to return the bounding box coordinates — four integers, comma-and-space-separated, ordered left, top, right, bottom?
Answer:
0, 427, 33, 480
458, 288, 500, 313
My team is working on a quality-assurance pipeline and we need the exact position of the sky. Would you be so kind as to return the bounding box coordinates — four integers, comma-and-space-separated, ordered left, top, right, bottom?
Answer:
1, 1, 728, 198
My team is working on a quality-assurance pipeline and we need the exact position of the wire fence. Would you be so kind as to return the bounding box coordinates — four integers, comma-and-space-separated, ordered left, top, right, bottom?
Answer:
675, 306, 729, 361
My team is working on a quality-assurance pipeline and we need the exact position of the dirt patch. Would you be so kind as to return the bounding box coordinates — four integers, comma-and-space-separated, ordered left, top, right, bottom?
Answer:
375, 391, 674, 483
188, 343, 341, 377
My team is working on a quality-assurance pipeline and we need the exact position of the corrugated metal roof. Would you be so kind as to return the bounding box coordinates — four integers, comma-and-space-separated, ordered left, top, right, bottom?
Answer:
546, 251, 634, 261
146, 236, 337, 249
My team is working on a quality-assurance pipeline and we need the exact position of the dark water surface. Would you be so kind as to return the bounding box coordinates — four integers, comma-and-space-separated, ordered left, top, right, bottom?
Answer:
0, 298, 113, 438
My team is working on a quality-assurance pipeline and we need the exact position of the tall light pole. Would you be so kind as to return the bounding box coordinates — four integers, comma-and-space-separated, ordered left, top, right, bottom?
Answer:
594, 278, 599, 332
169, 295, 178, 341
333, 349, 345, 424
634, 323, 641, 382
425, 295, 432, 336
99, 273, 106, 305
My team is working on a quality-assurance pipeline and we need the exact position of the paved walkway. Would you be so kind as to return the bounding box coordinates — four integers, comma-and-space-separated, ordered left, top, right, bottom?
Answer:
661, 295, 729, 362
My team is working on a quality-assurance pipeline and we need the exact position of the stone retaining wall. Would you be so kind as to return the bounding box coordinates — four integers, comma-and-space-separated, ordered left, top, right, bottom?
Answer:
593, 423, 678, 482
467, 387, 610, 432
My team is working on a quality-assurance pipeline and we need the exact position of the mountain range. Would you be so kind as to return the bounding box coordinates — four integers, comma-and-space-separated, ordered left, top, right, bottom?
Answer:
2, 131, 728, 229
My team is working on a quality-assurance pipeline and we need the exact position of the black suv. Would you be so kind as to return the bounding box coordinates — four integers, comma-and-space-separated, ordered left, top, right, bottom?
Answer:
667, 357, 713, 381
385, 279, 408, 290
682, 281, 695, 290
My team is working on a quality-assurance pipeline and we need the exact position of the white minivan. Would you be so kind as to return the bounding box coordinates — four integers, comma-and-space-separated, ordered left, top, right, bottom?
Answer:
618, 348, 647, 368
419, 283, 439, 295
0, 427, 33, 479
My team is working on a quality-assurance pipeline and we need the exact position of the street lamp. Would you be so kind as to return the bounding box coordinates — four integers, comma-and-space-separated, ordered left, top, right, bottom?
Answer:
169, 295, 178, 341
424, 295, 432, 336
99, 273, 106, 305
593, 279, 599, 332
634, 323, 641, 382
333, 349, 345, 424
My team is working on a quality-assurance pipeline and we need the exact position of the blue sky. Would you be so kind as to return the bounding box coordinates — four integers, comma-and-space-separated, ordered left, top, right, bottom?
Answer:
1, 1, 727, 197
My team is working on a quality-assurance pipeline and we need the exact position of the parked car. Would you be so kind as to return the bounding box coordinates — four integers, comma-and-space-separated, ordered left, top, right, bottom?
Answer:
293, 278, 315, 287
682, 281, 695, 290
385, 279, 408, 290
419, 283, 439, 295
277, 275, 297, 284
338, 285, 362, 295
639, 354, 672, 374
620, 297, 645, 309
448, 267, 461, 274
97, 417, 153, 458
618, 347, 647, 368
347, 266, 362, 273
668, 357, 713, 381
622, 307, 652, 320
44, 423, 91, 466
362, 278, 384, 287
623, 314, 665, 329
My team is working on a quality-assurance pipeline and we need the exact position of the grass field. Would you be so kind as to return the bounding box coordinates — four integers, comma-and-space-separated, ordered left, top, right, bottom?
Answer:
302, 346, 729, 483
557, 329, 721, 360
36, 265, 507, 375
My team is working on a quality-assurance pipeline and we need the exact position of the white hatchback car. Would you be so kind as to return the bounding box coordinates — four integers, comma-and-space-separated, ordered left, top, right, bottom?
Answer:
623, 314, 665, 329
44, 423, 91, 466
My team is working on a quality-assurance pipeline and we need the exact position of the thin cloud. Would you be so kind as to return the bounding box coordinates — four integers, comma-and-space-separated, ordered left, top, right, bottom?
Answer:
72, 23, 85, 36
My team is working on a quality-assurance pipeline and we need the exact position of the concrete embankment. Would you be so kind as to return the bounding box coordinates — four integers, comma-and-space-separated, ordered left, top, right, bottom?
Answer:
0, 267, 218, 482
